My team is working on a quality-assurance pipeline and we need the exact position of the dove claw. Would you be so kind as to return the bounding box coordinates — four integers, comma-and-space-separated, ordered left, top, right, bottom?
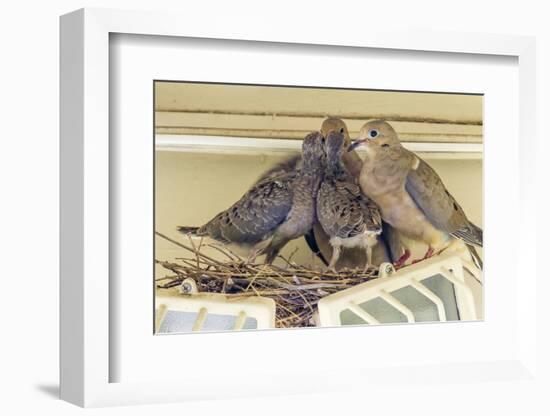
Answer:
393, 249, 411, 269
411, 247, 435, 264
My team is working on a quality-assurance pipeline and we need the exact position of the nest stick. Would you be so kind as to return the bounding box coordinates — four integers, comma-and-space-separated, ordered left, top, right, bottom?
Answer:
155, 231, 225, 266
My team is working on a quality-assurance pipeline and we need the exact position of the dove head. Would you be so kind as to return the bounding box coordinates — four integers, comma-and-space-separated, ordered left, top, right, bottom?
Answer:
321, 117, 351, 146
347, 120, 400, 153
301, 131, 325, 173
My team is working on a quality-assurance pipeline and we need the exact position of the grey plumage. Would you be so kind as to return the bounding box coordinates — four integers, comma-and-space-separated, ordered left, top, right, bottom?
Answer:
316, 131, 382, 271
178, 132, 324, 264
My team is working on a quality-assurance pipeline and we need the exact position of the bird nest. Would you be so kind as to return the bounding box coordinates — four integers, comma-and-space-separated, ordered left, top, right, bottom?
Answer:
155, 232, 379, 328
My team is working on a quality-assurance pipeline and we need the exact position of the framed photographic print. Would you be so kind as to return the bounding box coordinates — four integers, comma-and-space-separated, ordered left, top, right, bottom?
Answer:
60, 8, 537, 407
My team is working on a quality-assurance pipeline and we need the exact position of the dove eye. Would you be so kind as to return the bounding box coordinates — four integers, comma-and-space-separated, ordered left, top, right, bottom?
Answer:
339, 128, 344, 133
369, 129, 379, 138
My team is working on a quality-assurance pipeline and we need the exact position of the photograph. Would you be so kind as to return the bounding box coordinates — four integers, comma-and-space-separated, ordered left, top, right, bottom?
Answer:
154, 81, 484, 333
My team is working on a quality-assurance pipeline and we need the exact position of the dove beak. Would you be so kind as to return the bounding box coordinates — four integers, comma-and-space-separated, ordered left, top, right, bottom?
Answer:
347, 139, 366, 152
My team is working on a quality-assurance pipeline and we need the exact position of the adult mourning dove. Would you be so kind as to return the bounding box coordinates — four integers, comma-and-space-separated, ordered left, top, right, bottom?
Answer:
316, 131, 382, 271
255, 117, 393, 268
348, 120, 483, 267
178, 132, 325, 264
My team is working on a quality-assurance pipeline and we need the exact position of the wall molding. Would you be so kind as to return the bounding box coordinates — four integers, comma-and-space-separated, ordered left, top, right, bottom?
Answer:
156, 134, 483, 159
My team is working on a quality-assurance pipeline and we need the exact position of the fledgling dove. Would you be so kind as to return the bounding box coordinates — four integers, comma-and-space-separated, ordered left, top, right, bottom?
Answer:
178, 132, 325, 264
316, 130, 382, 271
348, 120, 483, 267
255, 117, 394, 268
255, 118, 362, 188
313, 118, 395, 268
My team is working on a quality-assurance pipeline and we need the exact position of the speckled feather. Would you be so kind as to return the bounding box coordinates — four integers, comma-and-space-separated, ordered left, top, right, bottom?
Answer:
317, 180, 382, 239
317, 131, 382, 241
196, 172, 295, 245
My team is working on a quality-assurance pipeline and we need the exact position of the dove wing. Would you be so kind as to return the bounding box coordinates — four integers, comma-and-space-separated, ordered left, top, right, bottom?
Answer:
254, 154, 302, 184
405, 153, 482, 246
253, 153, 328, 262
318, 179, 382, 239
201, 174, 294, 245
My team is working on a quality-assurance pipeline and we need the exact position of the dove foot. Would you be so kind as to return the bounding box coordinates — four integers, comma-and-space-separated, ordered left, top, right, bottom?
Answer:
411, 247, 435, 264
362, 264, 374, 274
327, 245, 342, 273
362, 245, 374, 274
246, 248, 263, 265
246, 237, 274, 265
393, 249, 411, 269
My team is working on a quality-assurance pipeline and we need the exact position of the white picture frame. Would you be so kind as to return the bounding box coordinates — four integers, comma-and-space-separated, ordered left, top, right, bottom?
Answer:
60, 8, 537, 407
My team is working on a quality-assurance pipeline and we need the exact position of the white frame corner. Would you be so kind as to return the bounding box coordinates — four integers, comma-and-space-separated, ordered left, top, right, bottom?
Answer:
60, 7, 537, 407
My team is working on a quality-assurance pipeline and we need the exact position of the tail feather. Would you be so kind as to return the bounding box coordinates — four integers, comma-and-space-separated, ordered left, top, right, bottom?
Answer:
468, 221, 483, 246
177, 226, 200, 235
452, 221, 483, 247
304, 229, 328, 266
381, 221, 403, 264
466, 244, 483, 270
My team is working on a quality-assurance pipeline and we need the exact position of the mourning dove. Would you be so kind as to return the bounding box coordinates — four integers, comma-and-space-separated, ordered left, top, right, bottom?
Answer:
348, 120, 483, 267
316, 131, 382, 271
312, 118, 393, 268
255, 117, 394, 268
178, 132, 324, 264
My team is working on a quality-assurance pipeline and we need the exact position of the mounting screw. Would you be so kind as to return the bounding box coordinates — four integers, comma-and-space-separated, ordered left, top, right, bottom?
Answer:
379, 262, 396, 278
179, 278, 198, 294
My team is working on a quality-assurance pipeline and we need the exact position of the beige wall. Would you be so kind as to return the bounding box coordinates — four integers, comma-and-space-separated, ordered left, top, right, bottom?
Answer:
155, 150, 482, 278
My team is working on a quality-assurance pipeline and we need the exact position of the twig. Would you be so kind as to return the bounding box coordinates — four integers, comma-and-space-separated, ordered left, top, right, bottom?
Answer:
206, 243, 240, 262
155, 231, 225, 266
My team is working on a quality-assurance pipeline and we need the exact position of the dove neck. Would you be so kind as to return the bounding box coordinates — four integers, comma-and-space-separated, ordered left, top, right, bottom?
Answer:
301, 156, 323, 176
297, 161, 323, 193
325, 152, 348, 180
342, 150, 363, 178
